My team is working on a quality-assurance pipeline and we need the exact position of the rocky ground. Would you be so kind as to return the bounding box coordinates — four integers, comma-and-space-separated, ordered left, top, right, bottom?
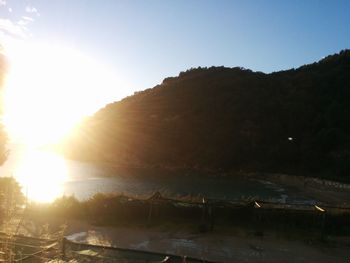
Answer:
247, 173, 350, 205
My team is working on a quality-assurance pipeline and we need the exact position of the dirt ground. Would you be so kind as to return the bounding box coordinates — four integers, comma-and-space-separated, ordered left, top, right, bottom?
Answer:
5, 202, 350, 263
56, 220, 349, 263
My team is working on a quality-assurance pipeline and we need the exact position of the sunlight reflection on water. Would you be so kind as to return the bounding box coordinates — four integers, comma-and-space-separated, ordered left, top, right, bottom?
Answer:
0, 146, 293, 204
13, 149, 68, 202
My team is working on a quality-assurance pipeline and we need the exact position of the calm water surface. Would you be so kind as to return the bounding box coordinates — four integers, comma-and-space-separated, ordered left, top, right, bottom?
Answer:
0, 146, 296, 203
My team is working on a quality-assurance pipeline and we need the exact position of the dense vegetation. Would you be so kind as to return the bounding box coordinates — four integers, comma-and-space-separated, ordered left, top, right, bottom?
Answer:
0, 177, 24, 224
64, 50, 350, 181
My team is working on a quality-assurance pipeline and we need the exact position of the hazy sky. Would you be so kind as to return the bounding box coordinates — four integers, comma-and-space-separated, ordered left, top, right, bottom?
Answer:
1, 0, 350, 96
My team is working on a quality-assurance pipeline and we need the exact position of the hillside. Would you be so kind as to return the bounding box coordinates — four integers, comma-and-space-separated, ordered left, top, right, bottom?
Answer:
63, 50, 350, 180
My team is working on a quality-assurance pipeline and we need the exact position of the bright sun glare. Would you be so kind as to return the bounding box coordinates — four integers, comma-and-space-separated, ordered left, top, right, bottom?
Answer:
14, 149, 68, 202
2, 41, 122, 146
0, 40, 124, 202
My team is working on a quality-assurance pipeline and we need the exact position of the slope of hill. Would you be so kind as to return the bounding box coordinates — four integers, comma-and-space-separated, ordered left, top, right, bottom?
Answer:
64, 50, 350, 180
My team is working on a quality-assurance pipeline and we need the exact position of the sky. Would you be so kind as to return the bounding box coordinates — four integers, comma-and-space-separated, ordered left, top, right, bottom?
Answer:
1, 0, 350, 101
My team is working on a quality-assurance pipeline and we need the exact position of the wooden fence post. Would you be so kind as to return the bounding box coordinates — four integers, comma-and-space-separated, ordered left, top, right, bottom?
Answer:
148, 202, 153, 223
61, 237, 67, 258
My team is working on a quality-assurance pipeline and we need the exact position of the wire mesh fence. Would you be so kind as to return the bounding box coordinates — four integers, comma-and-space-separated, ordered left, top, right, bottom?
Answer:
1, 193, 350, 262
0, 233, 217, 262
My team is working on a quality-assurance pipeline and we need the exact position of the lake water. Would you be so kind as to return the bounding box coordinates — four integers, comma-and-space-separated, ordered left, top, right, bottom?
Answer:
0, 145, 297, 203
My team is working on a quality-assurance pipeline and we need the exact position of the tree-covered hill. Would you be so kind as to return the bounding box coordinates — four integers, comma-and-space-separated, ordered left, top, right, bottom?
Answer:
64, 50, 350, 180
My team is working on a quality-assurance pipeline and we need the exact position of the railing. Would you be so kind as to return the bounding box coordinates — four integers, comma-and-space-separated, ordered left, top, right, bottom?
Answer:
0, 232, 218, 262
1, 194, 349, 261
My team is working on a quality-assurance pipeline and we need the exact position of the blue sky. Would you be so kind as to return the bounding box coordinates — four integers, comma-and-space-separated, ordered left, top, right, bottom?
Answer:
1, 0, 350, 97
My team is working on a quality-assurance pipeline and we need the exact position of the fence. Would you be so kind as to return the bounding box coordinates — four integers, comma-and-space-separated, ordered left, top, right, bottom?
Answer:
0, 232, 59, 262
2, 193, 350, 261
85, 192, 350, 234
0, 232, 218, 262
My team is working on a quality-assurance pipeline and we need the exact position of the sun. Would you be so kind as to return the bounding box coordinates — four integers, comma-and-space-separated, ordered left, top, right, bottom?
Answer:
14, 149, 68, 202
2, 40, 123, 147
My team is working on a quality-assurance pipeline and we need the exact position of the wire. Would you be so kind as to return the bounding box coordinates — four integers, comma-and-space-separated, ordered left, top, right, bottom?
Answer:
0, 240, 58, 249
14, 242, 57, 262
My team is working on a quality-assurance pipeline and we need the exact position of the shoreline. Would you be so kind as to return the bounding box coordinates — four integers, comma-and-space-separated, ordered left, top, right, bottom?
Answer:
245, 172, 350, 205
